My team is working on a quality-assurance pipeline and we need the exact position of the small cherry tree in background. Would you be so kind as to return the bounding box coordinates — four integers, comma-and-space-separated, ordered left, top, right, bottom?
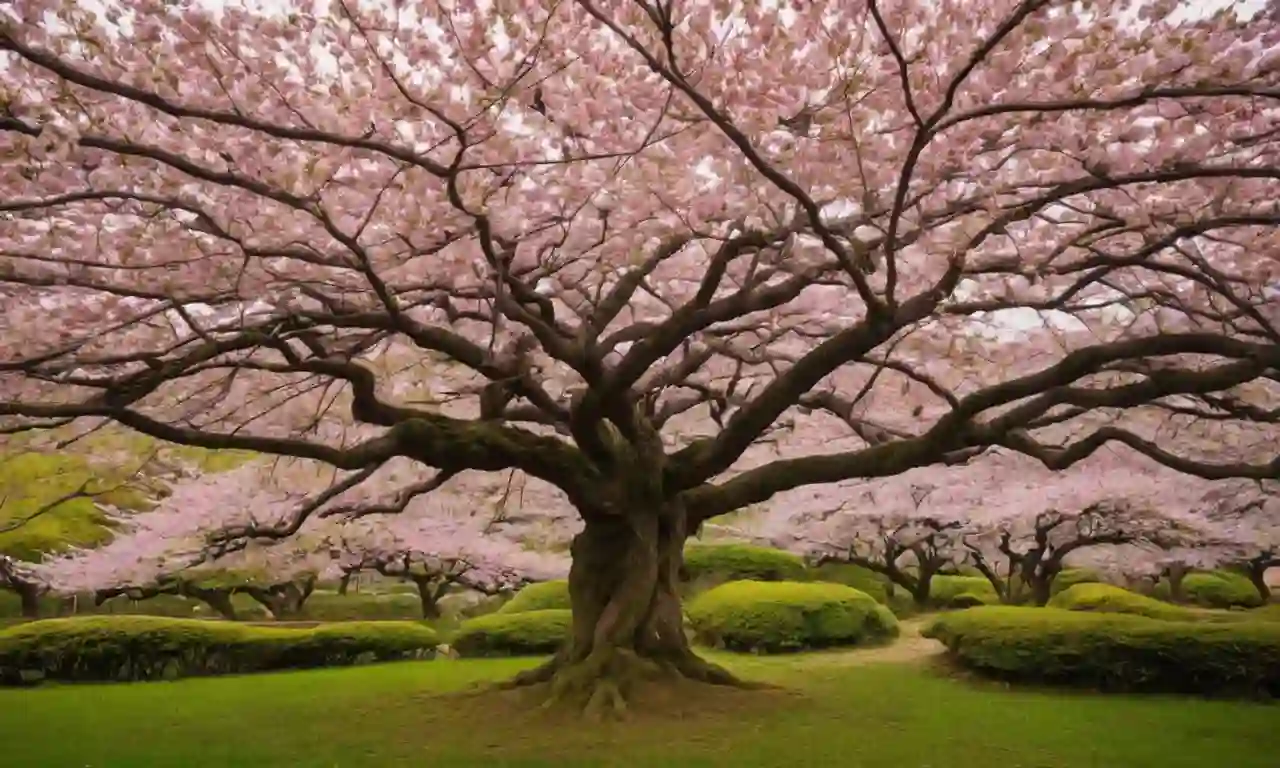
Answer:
39, 462, 341, 619
3, 1, 1280, 711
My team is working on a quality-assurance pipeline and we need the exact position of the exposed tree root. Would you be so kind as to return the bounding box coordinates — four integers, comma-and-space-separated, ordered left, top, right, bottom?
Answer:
496, 645, 763, 721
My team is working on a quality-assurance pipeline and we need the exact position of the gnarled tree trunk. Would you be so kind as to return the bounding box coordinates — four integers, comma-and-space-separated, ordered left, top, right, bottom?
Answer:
412, 576, 448, 620
243, 576, 316, 620
504, 500, 745, 719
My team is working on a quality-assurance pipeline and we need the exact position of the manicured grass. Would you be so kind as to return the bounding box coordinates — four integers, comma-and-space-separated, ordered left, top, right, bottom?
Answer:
1, 647, 1276, 767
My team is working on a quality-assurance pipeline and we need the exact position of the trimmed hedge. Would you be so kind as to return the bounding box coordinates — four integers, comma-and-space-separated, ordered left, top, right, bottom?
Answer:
451, 609, 571, 657
809, 562, 890, 604
1152, 570, 1264, 609
1050, 568, 1104, 597
682, 544, 807, 585
496, 580, 571, 614
923, 606, 1280, 697
0, 616, 439, 685
686, 580, 898, 653
930, 575, 1000, 608
1048, 583, 1202, 622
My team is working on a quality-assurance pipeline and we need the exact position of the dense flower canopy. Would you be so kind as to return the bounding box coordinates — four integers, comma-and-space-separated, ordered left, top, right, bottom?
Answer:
0, 0, 1277, 541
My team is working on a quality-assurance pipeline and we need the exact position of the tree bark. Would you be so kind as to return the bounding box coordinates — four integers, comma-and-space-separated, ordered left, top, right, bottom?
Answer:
17, 582, 41, 619
185, 585, 238, 621
337, 573, 352, 596
503, 500, 747, 719
243, 577, 316, 620
413, 577, 444, 620
1246, 563, 1273, 604
1162, 563, 1190, 604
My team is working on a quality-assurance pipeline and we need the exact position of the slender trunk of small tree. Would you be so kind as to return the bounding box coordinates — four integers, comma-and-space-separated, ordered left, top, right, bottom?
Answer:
504, 497, 746, 718
1162, 564, 1190, 603
1246, 564, 1272, 604
17, 582, 41, 619
243, 577, 316, 620
185, 585, 238, 621
413, 577, 443, 620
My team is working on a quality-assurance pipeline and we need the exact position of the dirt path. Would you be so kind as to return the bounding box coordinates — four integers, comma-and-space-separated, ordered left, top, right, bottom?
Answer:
782, 619, 946, 668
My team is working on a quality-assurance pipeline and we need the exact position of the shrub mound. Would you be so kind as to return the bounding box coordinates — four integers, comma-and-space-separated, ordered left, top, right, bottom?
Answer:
1152, 570, 1264, 609
451, 609, 571, 657
1050, 568, 1105, 597
682, 544, 807, 585
930, 576, 1000, 608
0, 616, 439, 686
686, 580, 898, 653
496, 580, 571, 614
1048, 583, 1202, 622
809, 562, 890, 604
923, 606, 1280, 697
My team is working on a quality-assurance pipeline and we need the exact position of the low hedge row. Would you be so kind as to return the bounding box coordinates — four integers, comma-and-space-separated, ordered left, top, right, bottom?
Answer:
451, 609, 571, 657
683, 544, 808, 584
1152, 571, 1264, 609
1048, 583, 1204, 622
929, 575, 1000, 608
0, 616, 439, 685
686, 580, 898, 653
923, 606, 1280, 697
496, 581, 571, 614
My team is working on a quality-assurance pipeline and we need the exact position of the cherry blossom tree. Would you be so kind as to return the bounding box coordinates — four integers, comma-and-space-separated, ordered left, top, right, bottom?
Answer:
333, 518, 569, 619
1197, 480, 1280, 601
3, 0, 1280, 712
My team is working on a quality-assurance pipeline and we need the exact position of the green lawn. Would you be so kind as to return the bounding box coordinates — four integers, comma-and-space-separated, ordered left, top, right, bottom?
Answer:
2, 646, 1276, 767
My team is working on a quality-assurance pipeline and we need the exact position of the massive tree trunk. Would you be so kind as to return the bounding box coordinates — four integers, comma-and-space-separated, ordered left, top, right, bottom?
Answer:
1245, 562, 1273, 604
503, 499, 746, 719
184, 585, 239, 621
1161, 563, 1190, 604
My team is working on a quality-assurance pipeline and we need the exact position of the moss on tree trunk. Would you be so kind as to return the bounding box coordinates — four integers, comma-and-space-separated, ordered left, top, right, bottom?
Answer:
502, 503, 748, 719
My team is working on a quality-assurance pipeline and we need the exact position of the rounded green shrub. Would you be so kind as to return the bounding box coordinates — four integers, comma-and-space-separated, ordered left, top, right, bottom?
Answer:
1152, 570, 1265, 609
496, 580, 571, 614
0, 616, 439, 685
1182, 572, 1264, 609
1048, 583, 1202, 622
682, 544, 807, 584
922, 606, 1280, 697
1049, 568, 1104, 597
809, 562, 889, 604
929, 575, 999, 607
685, 580, 899, 653
451, 609, 571, 657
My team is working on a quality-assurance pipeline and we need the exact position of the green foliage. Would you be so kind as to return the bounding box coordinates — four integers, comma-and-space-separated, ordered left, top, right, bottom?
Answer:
682, 544, 808, 585
685, 580, 899, 653
495, 580, 570, 614
1152, 570, 1265, 608
0, 616, 439, 685
930, 575, 999, 608
1249, 604, 1280, 623
923, 606, 1280, 697
0, 453, 121, 561
450, 609, 571, 657
1048, 583, 1203, 622
808, 562, 890, 604
1050, 568, 1104, 596
302, 593, 424, 621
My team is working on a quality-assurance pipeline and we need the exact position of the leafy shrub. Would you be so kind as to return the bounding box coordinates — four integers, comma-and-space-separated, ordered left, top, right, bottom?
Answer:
1050, 568, 1104, 596
685, 580, 898, 653
1048, 583, 1202, 622
0, 616, 439, 685
1183, 572, 1264, 609
683, 544, 807, 586
302, 593, 424, 621
1151, 570, 1265, 609
496, 580, 571, 614
923, 606, 1280, 697
451, 609, 571, 657
930, 576, 999, 608
809, 562, 890, 604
